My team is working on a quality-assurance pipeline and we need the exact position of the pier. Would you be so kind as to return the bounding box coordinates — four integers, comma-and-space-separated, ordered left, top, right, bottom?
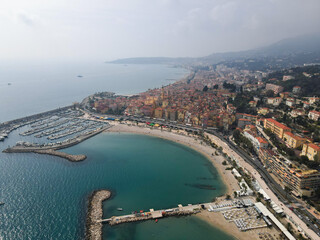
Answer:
99, 198, 265, 229
100, 202, 228, 226
102, 205, 197, 226
0, 106, 74, 141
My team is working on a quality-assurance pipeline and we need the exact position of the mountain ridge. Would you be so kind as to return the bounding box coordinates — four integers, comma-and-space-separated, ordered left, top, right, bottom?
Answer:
108, 32, 320, 65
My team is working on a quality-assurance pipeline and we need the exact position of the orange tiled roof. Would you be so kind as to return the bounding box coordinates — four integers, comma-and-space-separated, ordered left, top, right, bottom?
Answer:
308, 143, 320, 151
310, 110, 320, 115
256, 137, 268, 144
284, 132, 305, 141
265, 118, 291, 131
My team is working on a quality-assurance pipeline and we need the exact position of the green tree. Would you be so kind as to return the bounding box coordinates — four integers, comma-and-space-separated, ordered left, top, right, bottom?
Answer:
265, 90, 274, 97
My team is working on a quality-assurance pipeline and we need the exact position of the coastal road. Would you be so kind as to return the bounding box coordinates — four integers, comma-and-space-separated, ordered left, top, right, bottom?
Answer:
204, 130, 320, 239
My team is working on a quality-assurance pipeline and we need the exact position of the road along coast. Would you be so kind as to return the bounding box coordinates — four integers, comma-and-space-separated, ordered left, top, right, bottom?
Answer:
103, 123, 285, 240
86, 190, 111, 240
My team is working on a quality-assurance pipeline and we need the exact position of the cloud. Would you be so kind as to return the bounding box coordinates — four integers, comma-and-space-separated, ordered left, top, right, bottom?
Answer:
15, 10, 39, 26
0, 0, 320, 61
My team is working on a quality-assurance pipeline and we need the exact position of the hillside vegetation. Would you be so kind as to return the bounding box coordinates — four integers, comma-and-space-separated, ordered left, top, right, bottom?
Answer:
266, 65, 320, 96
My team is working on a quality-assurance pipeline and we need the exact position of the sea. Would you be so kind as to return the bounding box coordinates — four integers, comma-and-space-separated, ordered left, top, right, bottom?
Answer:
0, 62, 234, 240
0, 62, 187, 123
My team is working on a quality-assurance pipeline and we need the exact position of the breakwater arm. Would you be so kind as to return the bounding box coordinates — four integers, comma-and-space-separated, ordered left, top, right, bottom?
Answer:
3, 126, 110, 162
86, 190, 111, 240
34, 149, 86, 162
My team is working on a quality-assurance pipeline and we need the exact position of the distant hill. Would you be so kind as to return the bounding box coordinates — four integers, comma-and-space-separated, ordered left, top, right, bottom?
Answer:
109, 32, 320, 66
108, 57, 194, 64
266, 65, 320, 96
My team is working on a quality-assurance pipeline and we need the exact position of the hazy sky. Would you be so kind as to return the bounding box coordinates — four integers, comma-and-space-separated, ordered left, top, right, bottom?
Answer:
0, 0, 319, 61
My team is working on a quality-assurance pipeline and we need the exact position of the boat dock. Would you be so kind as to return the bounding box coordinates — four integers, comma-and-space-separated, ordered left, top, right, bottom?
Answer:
100, 199, 256, 226
100, 203, 207, 225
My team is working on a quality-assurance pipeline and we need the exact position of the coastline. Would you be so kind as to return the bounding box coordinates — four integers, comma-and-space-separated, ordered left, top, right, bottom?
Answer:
105, 123, 283, 240
105, 123, 247, 239
106, 123, 239, 197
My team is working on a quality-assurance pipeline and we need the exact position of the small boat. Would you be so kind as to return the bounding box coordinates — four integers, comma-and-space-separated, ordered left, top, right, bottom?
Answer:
0, 202, 4, 205
117, 208, 123, 211
77, 75, 83, 78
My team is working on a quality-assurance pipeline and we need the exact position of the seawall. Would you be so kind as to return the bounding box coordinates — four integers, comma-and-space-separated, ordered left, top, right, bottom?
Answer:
0, 105, 73, 129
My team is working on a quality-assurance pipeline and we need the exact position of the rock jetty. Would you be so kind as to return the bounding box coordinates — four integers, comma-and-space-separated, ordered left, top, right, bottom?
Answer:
86, 190, 111, 240
34, 149, 86, 162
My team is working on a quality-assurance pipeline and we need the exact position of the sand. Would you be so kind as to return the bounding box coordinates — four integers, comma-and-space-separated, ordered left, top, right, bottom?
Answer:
107, 123, 240, 196
92, 122, 286, 240
105, 123, 264, 240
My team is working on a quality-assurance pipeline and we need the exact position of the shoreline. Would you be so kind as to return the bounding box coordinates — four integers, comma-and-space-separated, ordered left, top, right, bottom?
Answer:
82, 123, 275, 240
103, 123, 252, 240
85, 190, 111, 240
106, 123, 239, 197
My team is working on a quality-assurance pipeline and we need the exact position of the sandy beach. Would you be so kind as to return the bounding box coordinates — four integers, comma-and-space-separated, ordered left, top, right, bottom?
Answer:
107, 123, 240, 196
105, 123, 262, 240
98, 122, 289, 240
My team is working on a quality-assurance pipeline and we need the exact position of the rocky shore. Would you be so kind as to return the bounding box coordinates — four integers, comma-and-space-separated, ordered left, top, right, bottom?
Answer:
85, 190, 111, 240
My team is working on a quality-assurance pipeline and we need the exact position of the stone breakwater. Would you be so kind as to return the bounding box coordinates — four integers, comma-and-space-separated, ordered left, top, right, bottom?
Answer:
34, 149, 86, 162
86, 190, 111, 240
3, 126, 110, 162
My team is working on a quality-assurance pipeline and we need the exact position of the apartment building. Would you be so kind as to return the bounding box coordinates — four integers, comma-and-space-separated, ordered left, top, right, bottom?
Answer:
265, 83, 284, 94
283, 132, 306, 149
259, 149, 320, 197
308, 110, 320, 121
263, 118, 291, 139
301, 143, 320, 161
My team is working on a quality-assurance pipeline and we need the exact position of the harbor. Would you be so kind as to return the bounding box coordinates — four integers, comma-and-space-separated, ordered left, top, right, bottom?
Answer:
1, 106, 110, 162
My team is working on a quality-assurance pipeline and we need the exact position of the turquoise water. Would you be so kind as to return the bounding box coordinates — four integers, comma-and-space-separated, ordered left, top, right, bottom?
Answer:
0, 132, 233, 239
106, 216, 234, 240
0, 62, 188, 122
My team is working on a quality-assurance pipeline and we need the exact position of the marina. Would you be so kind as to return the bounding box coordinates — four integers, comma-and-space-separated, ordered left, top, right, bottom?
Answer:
1, 106, 110, 161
